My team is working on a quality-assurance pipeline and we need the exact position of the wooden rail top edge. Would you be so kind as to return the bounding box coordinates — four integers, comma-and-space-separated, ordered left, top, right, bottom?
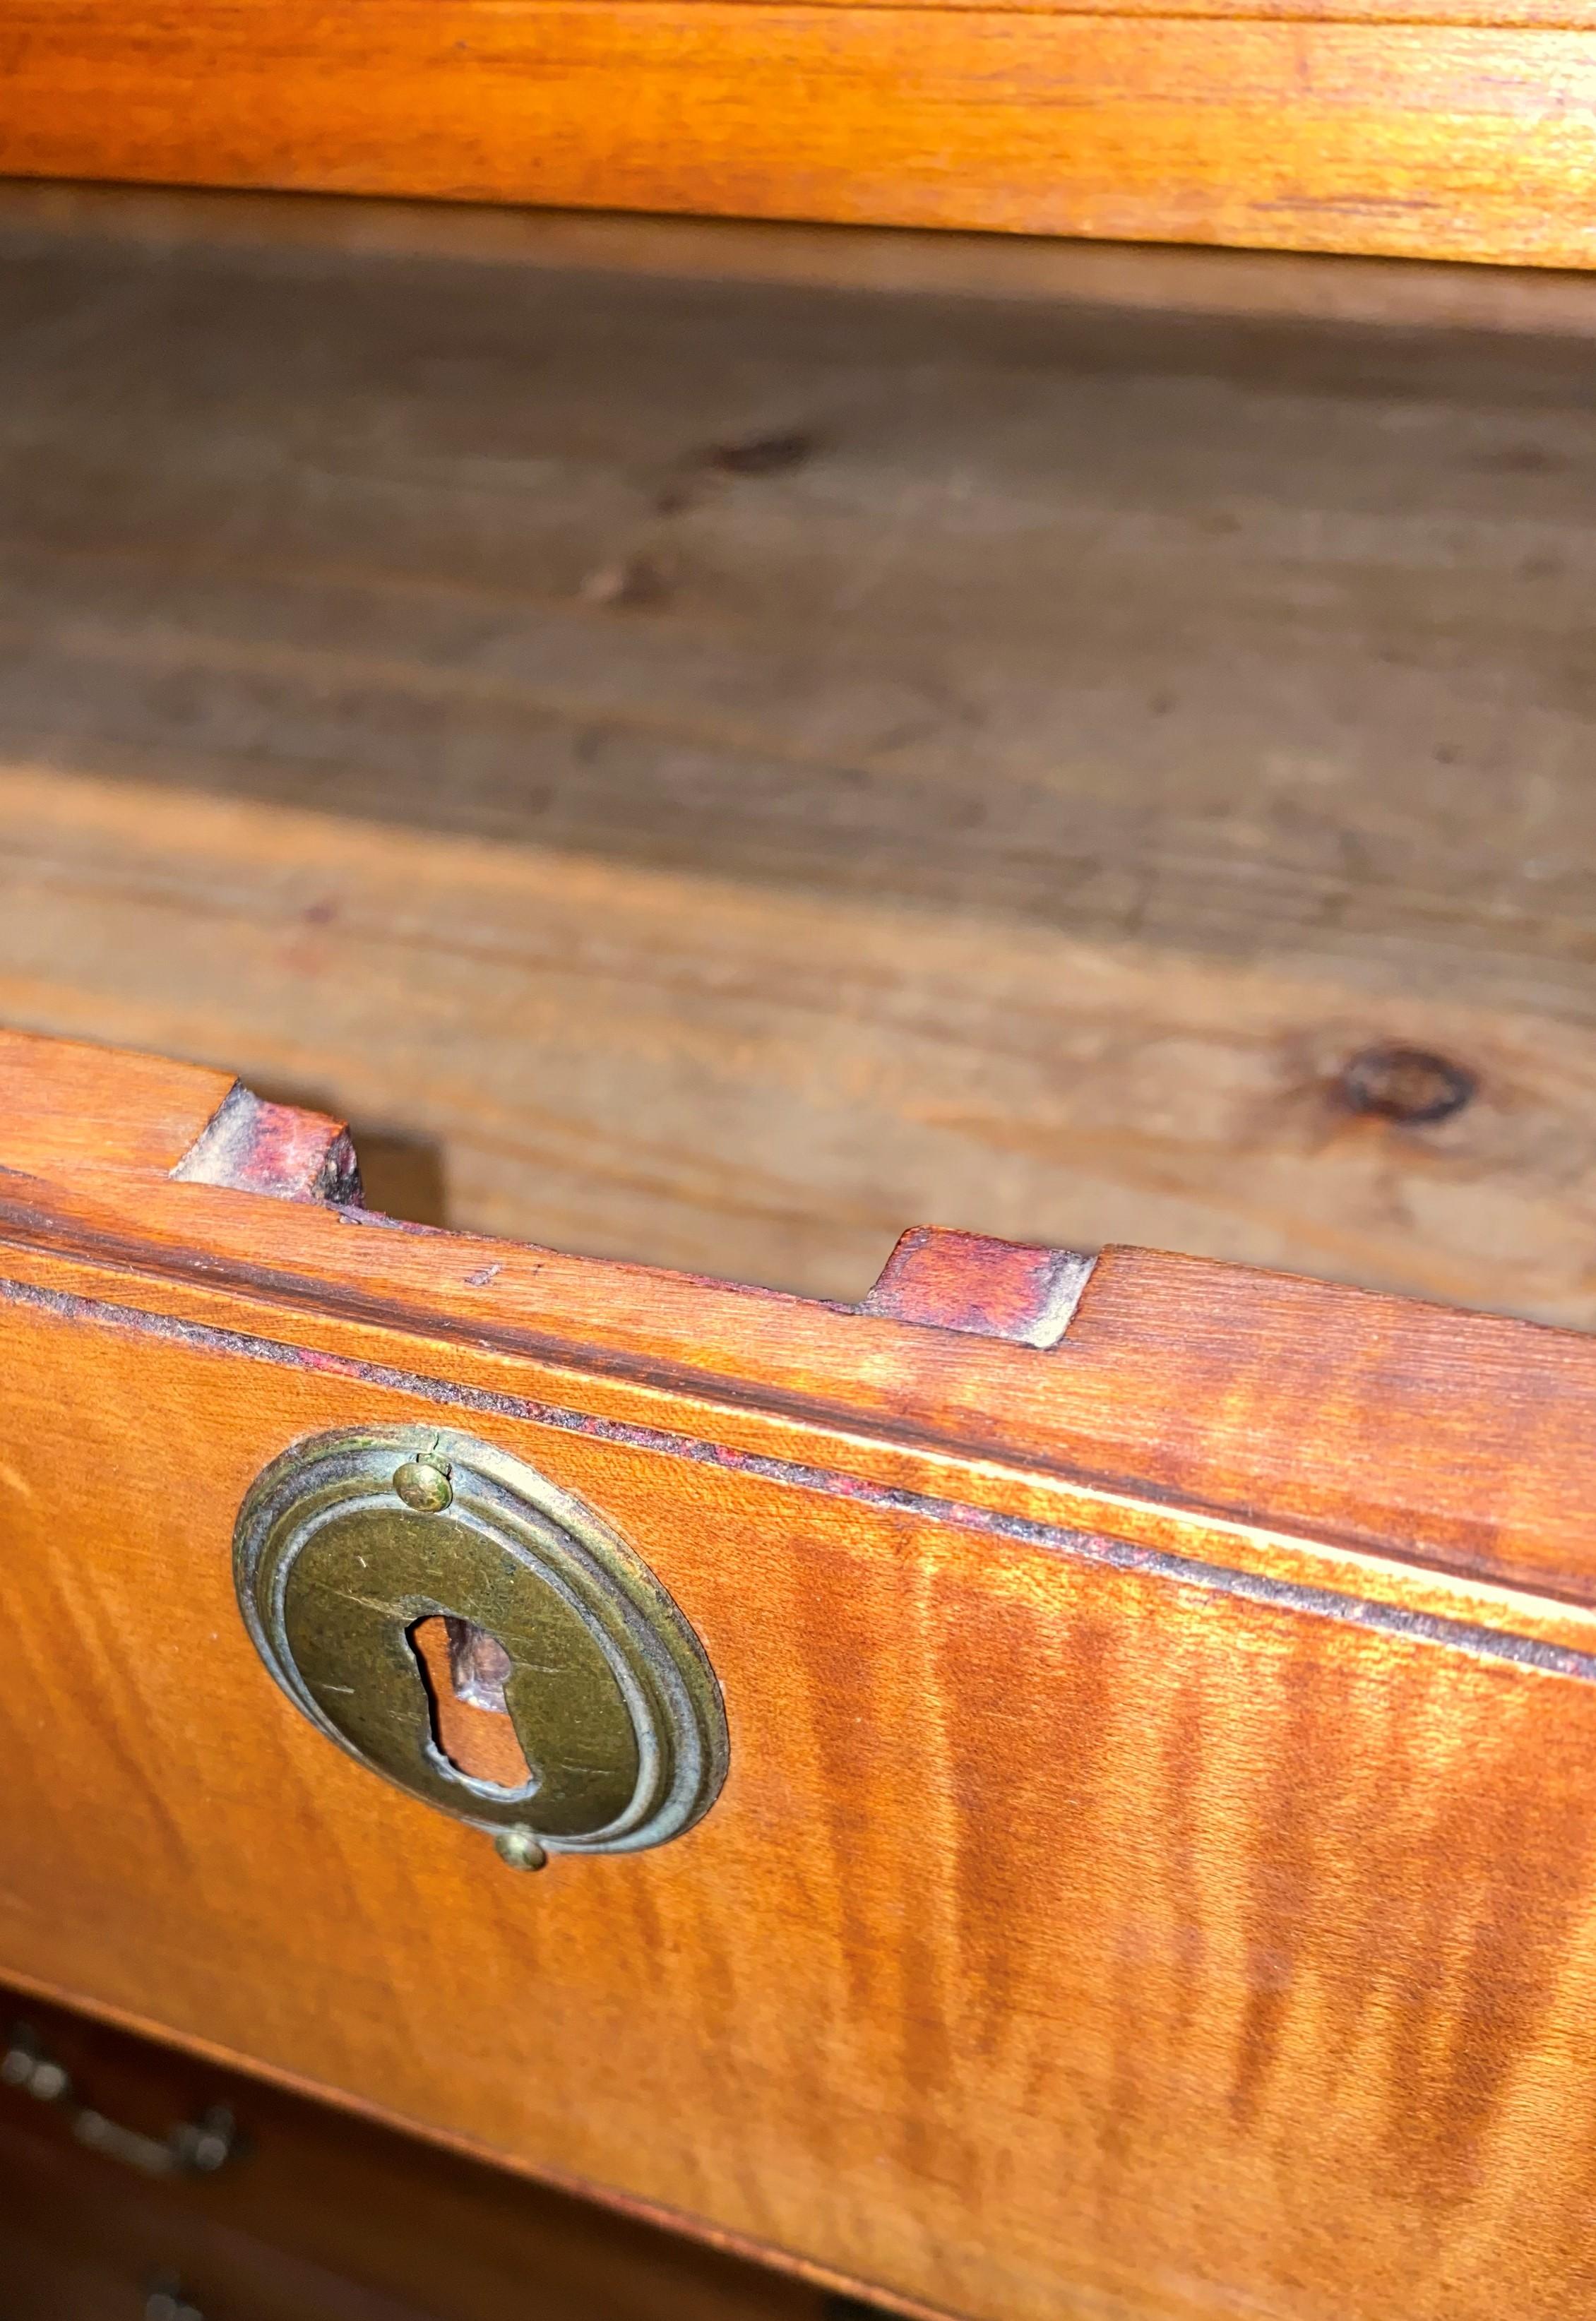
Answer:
17, 4, 1596, 268
1, 1027, 1592, 1613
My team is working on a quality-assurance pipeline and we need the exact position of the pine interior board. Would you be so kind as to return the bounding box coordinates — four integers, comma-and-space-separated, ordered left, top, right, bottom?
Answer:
3, 200, 1596, 1321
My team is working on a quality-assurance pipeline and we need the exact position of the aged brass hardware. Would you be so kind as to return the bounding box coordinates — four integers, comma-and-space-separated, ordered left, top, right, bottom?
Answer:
494, 1828, 549, 1871
2, 2024, 237, 2180
392, 1449, 454, 1513
234, 1427, 728, 1859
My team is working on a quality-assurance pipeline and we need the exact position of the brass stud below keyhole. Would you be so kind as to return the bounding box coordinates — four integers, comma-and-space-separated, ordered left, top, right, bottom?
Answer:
494, 1829, 549, 1872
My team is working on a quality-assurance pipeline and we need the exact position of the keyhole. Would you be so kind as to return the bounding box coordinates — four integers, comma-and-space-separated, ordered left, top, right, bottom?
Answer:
408, 1616, 535, 1791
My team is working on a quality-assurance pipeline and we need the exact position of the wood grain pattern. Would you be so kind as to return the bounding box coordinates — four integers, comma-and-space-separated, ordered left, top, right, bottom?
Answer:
4, 1031, 1596, 2319
9, 2, 1596, 264
0, 1033, 234, 1179
6, 210, 1596, 1325
13, 765, 1596, 1325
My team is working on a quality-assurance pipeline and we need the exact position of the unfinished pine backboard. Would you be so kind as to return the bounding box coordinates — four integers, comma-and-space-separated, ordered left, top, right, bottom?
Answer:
4, 189, 1596, 1328
4, 1025, 1596, 2321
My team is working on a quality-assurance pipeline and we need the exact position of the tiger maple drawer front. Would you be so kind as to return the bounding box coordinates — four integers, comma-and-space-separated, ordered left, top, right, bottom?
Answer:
4, 1030, 1596, 2321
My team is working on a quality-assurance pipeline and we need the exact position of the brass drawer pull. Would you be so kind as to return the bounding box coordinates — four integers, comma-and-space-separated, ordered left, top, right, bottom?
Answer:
1, 2024, 236, 2178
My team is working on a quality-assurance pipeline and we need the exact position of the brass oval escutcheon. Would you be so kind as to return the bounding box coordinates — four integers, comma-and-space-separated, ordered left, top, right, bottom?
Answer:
234, 1427, 728, 1856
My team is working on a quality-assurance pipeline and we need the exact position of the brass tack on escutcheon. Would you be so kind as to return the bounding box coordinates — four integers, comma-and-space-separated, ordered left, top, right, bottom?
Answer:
391, 1452, 453, 1513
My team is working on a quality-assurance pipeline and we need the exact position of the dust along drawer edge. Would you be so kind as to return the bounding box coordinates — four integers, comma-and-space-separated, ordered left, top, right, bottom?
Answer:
4, 1024, 1596, 2321
8, 2, 1596, 265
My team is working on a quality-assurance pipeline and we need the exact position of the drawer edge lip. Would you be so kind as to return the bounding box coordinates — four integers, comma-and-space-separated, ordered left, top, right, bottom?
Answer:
14, 7, 1596, 270
6, 1265, 1595, 1682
